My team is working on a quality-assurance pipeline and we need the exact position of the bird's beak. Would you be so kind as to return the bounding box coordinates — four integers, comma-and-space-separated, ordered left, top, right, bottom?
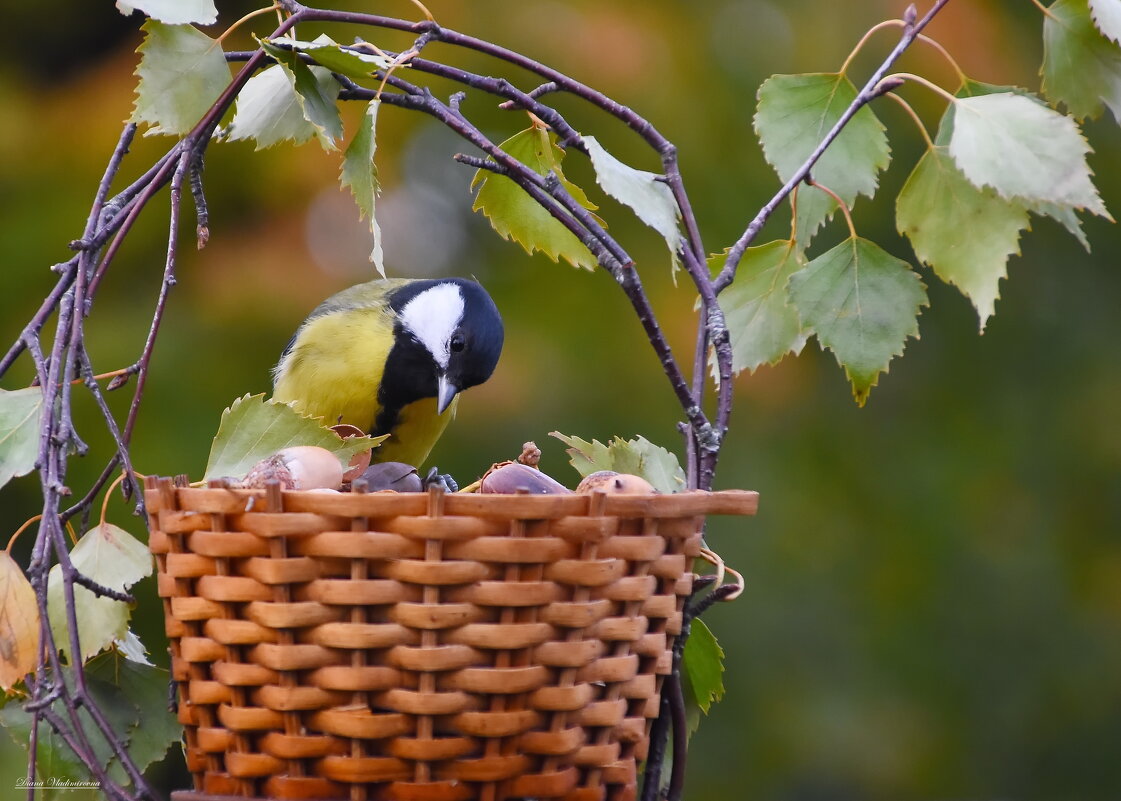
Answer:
436, 375, 459, 415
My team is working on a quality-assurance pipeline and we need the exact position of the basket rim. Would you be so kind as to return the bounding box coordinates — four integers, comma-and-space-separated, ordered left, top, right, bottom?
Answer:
151, 482, 758, 519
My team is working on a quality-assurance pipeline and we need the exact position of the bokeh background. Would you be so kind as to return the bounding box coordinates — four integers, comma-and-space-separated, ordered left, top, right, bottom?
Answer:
2, 0, 1119, 798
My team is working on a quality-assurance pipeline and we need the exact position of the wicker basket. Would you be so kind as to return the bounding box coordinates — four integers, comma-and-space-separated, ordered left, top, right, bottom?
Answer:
145, 476, 757, 801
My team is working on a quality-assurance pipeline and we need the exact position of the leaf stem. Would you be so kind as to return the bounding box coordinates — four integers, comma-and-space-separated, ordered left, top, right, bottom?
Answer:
884, 71, 960, 104
839, 19, 900, 75
98, 473, 129, 530
915, 33, 969, 88
807, 178, 858, 239
788, 183, 801, 242
882, 90, 934, 148
215, 3, 282, 48
840, 18, 968, 89
65, 367, 129, 388
1028, 0, 1054, 17
403, 0, 435, 22
6, 516, 42, 554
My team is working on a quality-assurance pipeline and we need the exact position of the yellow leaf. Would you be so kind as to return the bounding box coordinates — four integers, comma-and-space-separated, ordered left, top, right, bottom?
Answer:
0, 551, 40, 690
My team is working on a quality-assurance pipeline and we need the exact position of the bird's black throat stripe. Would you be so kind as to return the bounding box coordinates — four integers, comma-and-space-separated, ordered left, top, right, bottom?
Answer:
373, 321, 439, 437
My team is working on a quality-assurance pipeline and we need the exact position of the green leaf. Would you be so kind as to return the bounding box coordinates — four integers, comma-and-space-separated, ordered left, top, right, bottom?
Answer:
0, 387, 43, 490
935, 82, 1092, 251
583, 136, 682, 272
1090, 0, 1121, 43
46, 523, 152, 662
712, 241, 808, 375
471, 125, 598, 270
948, 92, 1111, 217
2, 656, 181, 791
259, 38, 343, 151
896, 147, 1030, 331
130, 20, 230, 137
1043, 0, 1121, 122
754, 73, 891, 249
0, 551, 39, 690
86, 654, 181, 774
549, 432, 686, 493
1027, 200, 1090, 251
270, 35, 392, 80
340, 100, 385, 276
116, 0, 217, 25
114, 628, 153, 666
788, 237, 927, 405
934, 80, 1043, 146
226, 64, 338, 150
0, 696, 98, 797
204, 393, 383, 481
683, 619, 725, 715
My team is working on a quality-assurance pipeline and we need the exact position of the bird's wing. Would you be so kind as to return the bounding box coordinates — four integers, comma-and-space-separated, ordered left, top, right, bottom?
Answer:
272, 303, 395, 432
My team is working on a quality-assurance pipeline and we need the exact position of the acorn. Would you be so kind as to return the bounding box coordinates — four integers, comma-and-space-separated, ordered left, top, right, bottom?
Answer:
242, 446, 344, 490
576, 470, 656, 494
356, 462, 424, 492
479, 462, 573, 495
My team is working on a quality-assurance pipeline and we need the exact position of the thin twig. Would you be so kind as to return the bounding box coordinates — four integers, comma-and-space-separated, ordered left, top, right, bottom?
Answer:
190, 152, 210, 249
666, 670, 689, 801
641, 690, 671, 801
121, 153, 189, 451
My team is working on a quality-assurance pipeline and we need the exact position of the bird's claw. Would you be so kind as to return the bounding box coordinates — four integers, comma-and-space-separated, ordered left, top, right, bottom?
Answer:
423, 467, 459, 493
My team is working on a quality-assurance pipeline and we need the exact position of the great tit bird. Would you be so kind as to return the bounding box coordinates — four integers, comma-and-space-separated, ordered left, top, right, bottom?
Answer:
272, 277, 503, 467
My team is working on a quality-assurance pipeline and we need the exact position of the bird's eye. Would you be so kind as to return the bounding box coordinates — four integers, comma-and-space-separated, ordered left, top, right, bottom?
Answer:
449, 333, 466, 352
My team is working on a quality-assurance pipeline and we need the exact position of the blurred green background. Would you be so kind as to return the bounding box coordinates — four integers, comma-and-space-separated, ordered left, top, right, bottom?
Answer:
2, 0, 1119, 798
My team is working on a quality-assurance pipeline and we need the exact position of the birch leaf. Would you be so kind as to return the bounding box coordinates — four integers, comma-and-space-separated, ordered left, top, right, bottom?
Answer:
1043, 0, 1121, 121
340, 99, 385, 275
227, 64, 337, 150
550, 432, 686, 493
937, 82, 1094, 250
131, 20, 230, 136
896, 147, 1030, 330
1090, 0, 1121, 42
788, 237, 927, 405
268, 35, 392, 80
1027, 200, 1090, 251
683, 619, 725, 715
204, 393, 382, 481
0, 552, 39, 690
949, 92, 1110, 217
46, 523, 152, 662
0, 387, 43, 490
713, 241, 808, 374
472, 125, 598, 270
116, 0, 217, 25
584, 135, 682, 272
754, 73, 890, 249
259, 38, 343, 150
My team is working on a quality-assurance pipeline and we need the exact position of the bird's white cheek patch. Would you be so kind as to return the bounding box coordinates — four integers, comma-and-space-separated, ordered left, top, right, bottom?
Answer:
399, 283, 465, 369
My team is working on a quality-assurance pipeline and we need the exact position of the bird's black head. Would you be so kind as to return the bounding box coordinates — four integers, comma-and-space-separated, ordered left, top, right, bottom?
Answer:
382, 278, 504, 419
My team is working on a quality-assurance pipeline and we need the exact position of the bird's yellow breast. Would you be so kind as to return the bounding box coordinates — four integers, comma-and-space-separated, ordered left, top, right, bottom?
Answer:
374, 394, 457, 466
273, 308, 389, 431
271, 305, 456, 466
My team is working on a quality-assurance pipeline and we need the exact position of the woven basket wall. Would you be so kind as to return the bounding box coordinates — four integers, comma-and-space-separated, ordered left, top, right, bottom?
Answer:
145, 476, 757, 801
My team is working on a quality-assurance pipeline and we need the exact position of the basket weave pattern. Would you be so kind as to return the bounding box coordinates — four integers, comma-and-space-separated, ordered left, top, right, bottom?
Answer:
145, 477, 757, 801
